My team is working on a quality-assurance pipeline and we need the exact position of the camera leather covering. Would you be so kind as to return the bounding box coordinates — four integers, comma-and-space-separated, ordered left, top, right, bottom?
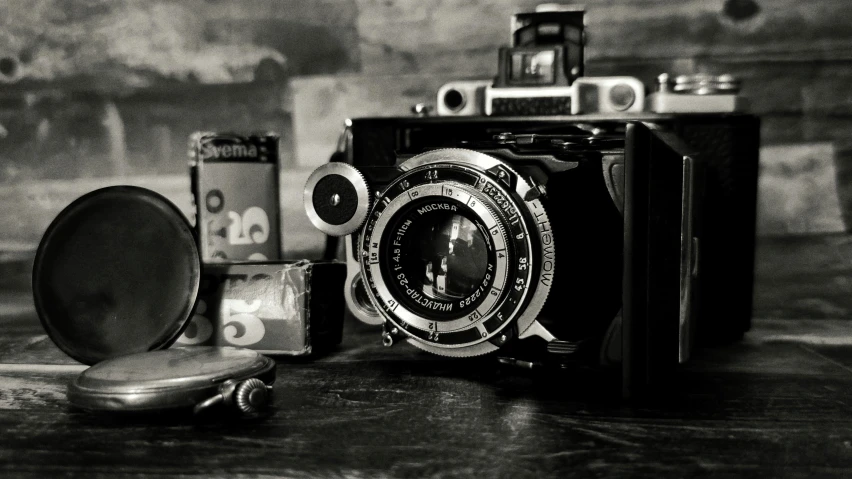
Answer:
534, 158, 623, 344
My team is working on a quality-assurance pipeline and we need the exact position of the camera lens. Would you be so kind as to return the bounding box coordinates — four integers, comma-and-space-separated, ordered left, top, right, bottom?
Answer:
398, 210, 488, 302
609, 83, 636, 111
443, 89, 466, 112
360, 149, 556, 355
380, 198, 496, 321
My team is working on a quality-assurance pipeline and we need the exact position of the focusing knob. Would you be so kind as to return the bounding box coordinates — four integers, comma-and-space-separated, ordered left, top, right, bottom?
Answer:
672, 73, 741, 95
304, 162, 371, 236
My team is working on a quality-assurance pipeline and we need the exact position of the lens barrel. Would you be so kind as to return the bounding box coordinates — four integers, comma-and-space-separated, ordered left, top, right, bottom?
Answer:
358, 149, 554, 357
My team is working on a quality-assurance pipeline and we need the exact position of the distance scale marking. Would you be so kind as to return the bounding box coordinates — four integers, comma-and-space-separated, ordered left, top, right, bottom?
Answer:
360, 164, 537, 348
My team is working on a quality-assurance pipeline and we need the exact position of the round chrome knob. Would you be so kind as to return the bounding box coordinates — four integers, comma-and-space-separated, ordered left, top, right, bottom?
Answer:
672, 73, 741, 95
304, 162, 371, 237
234, 378, 270, 415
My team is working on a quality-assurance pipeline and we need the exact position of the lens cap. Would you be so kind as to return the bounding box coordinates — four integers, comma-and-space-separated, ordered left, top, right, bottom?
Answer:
32, 186, 201, 365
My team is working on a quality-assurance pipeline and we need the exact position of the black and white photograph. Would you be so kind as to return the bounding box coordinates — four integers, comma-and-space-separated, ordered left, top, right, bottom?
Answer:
0, 0, 851, 477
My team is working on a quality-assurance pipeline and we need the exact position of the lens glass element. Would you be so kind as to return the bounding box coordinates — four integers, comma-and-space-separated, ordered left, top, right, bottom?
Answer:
510, 50, 555, 85
409, 212, 488, 301
381, 196, 496, 321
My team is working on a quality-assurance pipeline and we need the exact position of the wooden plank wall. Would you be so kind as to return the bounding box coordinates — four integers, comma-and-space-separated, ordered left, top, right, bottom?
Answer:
1, 0, 852, 318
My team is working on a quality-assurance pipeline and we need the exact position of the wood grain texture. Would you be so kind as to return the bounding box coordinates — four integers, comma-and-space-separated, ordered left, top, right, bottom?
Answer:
0, 0, 358, 89
582, 0, 852, 62
0, 81, 294, 182
753, 233, 852, 319
355, 0, 852, 76
1, 290, 852, 477
2, 366, 852, 478
290, 74, 457, 168
758, 143, 845, 235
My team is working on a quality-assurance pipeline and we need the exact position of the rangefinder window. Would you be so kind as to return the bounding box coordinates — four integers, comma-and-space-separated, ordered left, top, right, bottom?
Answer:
510, 50, 556, 85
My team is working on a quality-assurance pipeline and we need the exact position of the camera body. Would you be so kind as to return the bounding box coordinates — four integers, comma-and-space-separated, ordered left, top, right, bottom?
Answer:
303, 4, 760, 395
308, 113, 759, 395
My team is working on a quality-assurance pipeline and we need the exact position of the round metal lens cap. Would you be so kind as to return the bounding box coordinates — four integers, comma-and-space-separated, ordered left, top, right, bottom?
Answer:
32, 186, 201, 365
304, 162, 370, 236
67, 346, 275, 412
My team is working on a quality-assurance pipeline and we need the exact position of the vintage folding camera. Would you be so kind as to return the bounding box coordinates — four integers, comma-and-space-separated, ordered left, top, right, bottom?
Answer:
304, 112, 759, 396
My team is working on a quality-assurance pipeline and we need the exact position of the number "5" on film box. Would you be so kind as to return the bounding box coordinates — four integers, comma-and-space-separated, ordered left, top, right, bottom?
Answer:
174, 261, 345, 354
190, 132, 281, 262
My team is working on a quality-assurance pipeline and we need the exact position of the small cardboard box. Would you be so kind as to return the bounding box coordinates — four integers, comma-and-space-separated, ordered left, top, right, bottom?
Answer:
190, 132, 281, 262
174, 261, 345, 355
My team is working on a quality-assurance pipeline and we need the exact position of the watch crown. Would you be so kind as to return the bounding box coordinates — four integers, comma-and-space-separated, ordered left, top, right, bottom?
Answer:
234, 378, 271, 415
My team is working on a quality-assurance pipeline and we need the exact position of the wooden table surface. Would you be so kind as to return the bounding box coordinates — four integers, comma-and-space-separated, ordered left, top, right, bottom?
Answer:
1, 289, 852, 478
